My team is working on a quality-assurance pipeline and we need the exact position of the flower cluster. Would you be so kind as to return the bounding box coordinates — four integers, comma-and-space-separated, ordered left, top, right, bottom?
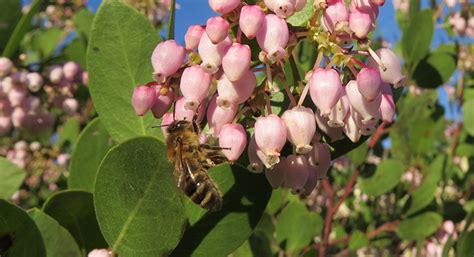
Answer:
0, 57, 87, 136
41, 1, 88, 30
131, 0, 405, 194
125, 0, 174, 27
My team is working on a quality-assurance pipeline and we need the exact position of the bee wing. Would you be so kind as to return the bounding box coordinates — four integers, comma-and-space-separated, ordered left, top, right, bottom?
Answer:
174, 143, 188, 189
200, 144, 229, 167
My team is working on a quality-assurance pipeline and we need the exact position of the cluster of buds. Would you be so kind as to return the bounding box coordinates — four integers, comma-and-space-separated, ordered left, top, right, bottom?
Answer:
41, 1, 88, 30
449, 10, 474, 37
125, 0, 174, 27
0, 57, 87, 136
131, 0, 405, 194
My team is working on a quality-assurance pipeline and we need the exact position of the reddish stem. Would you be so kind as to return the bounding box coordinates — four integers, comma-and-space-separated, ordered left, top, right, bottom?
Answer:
368, 121, 387, 148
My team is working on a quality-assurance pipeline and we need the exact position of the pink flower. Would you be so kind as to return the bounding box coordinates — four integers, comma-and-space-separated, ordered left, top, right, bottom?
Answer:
160, 112, 174, 138
379, 83, 395, 123
174, 96, 205, 122
198, 33, 232, 74
309, 68, 343, 117
8, 87, 27, 107
281, 106, 316, 154
131, 85, 156, 116
0, 57, 13, 76
295, 0, 308, 11
88, 249, 110, 257
151, 40, 186, 83
327, 87, 350, 127
206, 17, 230, 44
11, 107, 26, 128
342, 109, 361, 142
349, 9, 373, 39
207, 95, 237, 136
264, 0, 296, 18
48, 65, 64, 84
63, 61, 81, 81
265, 156, 286, 188
150, 84, 174, 119
185, 25, 205, 50
315, 110, 345, 142
283, 154, 310, 194
62, 98, 79, 115
248, 135, 264, 173
26, 72, 43, 92
306, 142, 331, 180
0, 116, 12, 136
323, 0, 349, 32
180, 65, 212, 110
222, 43, 251, 82
219, 123, 247, 161
255, 114, 287, 168
216, 71, 256, 108
239, 5, 265, 39
345, 80, 381, 124
356, 67, 382, 101
256, 14, 289, 62
208, 0, 240, 14
368, 48, 405, 87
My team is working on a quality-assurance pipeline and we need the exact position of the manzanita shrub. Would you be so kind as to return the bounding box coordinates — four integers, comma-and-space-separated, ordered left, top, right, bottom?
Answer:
0, 0, 473, 257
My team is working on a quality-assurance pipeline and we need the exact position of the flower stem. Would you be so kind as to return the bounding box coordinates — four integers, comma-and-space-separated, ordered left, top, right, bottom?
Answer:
368, 47, 386, 71
167, 0, 177, 40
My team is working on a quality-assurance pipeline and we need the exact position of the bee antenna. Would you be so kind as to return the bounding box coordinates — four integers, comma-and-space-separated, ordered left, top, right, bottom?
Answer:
151, 124, 170, 128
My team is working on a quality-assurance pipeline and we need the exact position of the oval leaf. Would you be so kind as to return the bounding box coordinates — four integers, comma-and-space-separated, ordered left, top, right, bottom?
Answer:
87, 0, 161, 142
171, 164, 272, 257
42, 190, 108, 255
28, 209, 82, 257
402, 9, 433, 67
95, 137, 186, 257
396, 212, 442, 240
359, 159, 404, 197
0, 199, 46, 257
68, 118, 115, 192
412, 45, 457, 88
0, 157, 26, 200
464, 99, 474, 136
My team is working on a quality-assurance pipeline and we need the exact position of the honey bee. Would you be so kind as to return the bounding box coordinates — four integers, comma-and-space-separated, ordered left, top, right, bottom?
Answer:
165, 119, 229, 211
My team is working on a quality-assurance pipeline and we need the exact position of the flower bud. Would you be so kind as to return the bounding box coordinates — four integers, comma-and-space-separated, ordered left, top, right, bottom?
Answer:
82, 71, 89, 85
48, 65, 64, 84
222, 43, 251, 82
11, 71, 28, 85
185, 25, 205, 50
0, 57, 13, 76
345, 80, 382, 123
217, 71, 256, 108
219, 123, 247, 161
306, 142, 331, 179
174, 96, 205, 122
198, 33, 232, 74
248, 135, 264, 173
352, 110, 378, 135
342, 109, 361, 142
295, 0, 308, 11
379, 83, 395, 123
208, 0, 240, 14
239, 5, 265, 39
151, 40, 186, 83
349, 9, 373, 39
8, 87, 27, 107
256, 14, 289, 62
151, 85, 174, 119
11, 107, 26, 128
207, 95, 237, 136
356, 67, 381, 101
315, 110, 345, 142
351, 0, 379, 19
160, 112, 174, 138
255, 114, 287, 169
0, 77, 13, 96
26, 72, 43, 92
88, 249, 111, 257
309, 68, 343, 117
25, 96, 41, 112
281, 106, 316, 154
265, 156, 286, 188
323, 0, 349, 32
63, 61, 80, 81
131, 85, 156, 116
0, 116, 12, 136
180, 65, 212, 110
206, 17, 230, 44
264, 0, 296, 18
368, 48, 405, 87
328, 87, 350, 127
283, 154, 310, 194
62, 98, 79, 115
30, 141, 41, 151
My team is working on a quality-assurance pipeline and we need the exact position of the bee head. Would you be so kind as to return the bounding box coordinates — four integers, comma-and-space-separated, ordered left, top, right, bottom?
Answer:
166, 119, 193, 134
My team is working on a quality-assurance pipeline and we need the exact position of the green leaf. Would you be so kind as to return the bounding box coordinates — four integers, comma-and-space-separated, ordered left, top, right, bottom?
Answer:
28, 209, 82, 257
457, 230, 474, 257
55, 118, 81, 148
0, 0, 21, 51
349, 230, 369, 250
69, 118, 115, 192
405, 155, 446, 216
286, 1, 314, 27
275, 201, 323, 253
359, 159, 404, 197
347, 142, 368, 166
87, 0, 162, 142
464, 99, 474, 136
396, 212, 442, 240
2, 0, 40, 58
95, 137, 186, 257
0, 199, 46, 257
171, 164, 272, 257
31, 27, 64, 58
401, 9, 433, 68
412, 44, 457, 88
63, 35, 88, 68
42, 190, 108, 255
0, 157, 26, 199
72, 9, 94, 39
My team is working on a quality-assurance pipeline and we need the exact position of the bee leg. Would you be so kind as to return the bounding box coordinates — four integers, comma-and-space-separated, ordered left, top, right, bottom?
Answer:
200, 144, 231, 151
